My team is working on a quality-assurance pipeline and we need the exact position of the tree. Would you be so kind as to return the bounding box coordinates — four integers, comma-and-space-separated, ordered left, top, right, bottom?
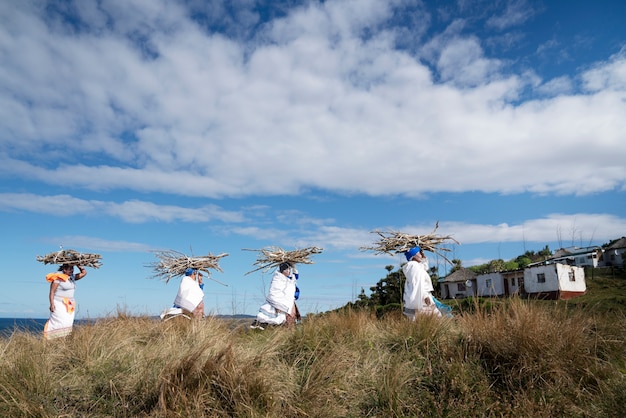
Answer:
503, 260, 520, 271
369, 265, 404, 306
514, 254, 533, 268
353, 288, 370, 308
538, 245, 552, 258
487, 259, 506, 273
450, 259, 463, 273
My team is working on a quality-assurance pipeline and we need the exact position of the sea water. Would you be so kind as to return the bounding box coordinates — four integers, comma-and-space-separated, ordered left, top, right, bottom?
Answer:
0, 318, 48, 337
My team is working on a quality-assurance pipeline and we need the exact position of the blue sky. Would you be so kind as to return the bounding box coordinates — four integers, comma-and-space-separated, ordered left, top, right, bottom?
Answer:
1, 0, 625, 319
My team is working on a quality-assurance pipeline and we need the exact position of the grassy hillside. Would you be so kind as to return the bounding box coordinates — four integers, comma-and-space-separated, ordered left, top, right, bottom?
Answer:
565, 267, 626, 313
1, 272, 625, 417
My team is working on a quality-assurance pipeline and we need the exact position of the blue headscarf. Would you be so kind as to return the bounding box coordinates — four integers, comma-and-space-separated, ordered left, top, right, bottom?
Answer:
404, 246, 421, 261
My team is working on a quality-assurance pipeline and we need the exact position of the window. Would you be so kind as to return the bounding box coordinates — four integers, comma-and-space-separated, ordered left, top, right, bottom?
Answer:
569, 271, 575, 282
486, 278, 492, 288
537, 273, 546, 283
457, 283, 466, 291
511, 278, 516, 286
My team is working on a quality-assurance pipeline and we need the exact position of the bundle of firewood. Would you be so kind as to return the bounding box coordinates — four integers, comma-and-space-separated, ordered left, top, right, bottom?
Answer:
148, 250, 229, 284
244, 246, 323, 275
36, 249, 102, 269
360, 223, 459, 264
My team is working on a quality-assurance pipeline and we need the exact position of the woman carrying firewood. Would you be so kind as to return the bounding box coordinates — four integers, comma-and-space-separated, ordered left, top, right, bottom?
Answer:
171, 268, 206, 319
43, 264, 88, 339
402, 247, 442, 319
250, 262, 300, 329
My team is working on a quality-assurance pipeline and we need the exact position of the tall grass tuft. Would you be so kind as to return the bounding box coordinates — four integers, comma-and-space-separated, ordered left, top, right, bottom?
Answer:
455, 297, 624, 416
1, 300, 625, 417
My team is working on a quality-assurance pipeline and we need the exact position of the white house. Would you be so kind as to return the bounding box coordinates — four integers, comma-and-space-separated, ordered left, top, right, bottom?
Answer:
502, 270, 524, 297
601, 237, 626, 268
549, 246, 602, 268
474, 270, 524, 298
440, 268, 476, 299
523, 263, 586, 300
475, 272, 505, 297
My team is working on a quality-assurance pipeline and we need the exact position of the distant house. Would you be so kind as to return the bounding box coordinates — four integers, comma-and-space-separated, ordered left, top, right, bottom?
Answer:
474, 270, 525, 298
502, 270, 525, 297
549, 246, 602, 268
476, 272, 505, 297
440, 268, 476, 299
601, 237, 626, 268
523, 263, 586, 300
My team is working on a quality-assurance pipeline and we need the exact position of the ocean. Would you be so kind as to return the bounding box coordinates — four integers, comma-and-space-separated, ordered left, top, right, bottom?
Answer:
0, 318, 48, 337
0, 318, 100, 338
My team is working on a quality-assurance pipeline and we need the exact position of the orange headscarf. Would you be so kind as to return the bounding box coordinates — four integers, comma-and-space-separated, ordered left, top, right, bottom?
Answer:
46, 272, 70, 283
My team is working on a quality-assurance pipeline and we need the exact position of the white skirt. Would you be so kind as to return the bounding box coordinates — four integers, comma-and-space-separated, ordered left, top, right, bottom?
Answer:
255, 303, 287, 325
44, 297, 76, 339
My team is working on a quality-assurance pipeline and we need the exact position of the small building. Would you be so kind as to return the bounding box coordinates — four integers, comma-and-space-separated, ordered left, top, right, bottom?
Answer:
440, 268, 476, 299
474, 269, 525, 297
601, 237, 626, 268
523, 263, 586, 300
502, 269, 525, 297
550, 246, 602, 268
476, 272, 505, 297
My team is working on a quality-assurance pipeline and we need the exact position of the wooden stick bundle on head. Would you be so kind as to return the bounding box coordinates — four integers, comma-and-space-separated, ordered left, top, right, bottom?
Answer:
243, 246, 323, 275
359, 222, 460, 264
36, 248, 103, 269
147, 249, 229, 286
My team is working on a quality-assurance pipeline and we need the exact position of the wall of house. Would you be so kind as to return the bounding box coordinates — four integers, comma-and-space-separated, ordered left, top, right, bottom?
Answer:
523, 263, 586, 298
602, 248, 625, 267
441, 283, 450, 299
502, 271, 523, 296
575, 253, 599, 268
555, 264, 586, 295
523, 265, 559, 294
441, 281, 473, 299
476, 272, 504, 297
551, 247, 601, 268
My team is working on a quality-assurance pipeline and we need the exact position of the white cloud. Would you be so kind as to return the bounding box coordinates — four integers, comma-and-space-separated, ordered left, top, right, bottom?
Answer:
0, 193, 243, 223
230, 212, 625, 254
41, 235, 153, 253
486, 0, 535, 30
581, 48, 626, 92
536, 76, 573, 96
0, 0, 624, 201
436, 214, 626, 245
436, 36, 504, 86
7, 190, 614, 253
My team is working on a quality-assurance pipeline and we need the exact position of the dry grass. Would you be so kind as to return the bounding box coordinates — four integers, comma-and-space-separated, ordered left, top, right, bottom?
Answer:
1, 301, 625, 417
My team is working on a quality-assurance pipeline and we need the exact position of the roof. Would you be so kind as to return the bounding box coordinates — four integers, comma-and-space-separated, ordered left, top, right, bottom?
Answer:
605, 237, 626, 250
552, 246, 601, 258
441, 268, 477, 283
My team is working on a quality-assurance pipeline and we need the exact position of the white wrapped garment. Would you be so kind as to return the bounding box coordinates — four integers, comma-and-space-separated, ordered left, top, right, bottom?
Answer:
265, 269, 297, 313
173, 276, 204, 312
402, 259, 441, 318
255, 303, 287, 325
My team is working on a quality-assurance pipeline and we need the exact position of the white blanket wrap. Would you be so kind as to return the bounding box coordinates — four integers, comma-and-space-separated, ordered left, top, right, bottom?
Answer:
173, 276, 204, 312
255, 269, 297, 325
402, 259, 441, 319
